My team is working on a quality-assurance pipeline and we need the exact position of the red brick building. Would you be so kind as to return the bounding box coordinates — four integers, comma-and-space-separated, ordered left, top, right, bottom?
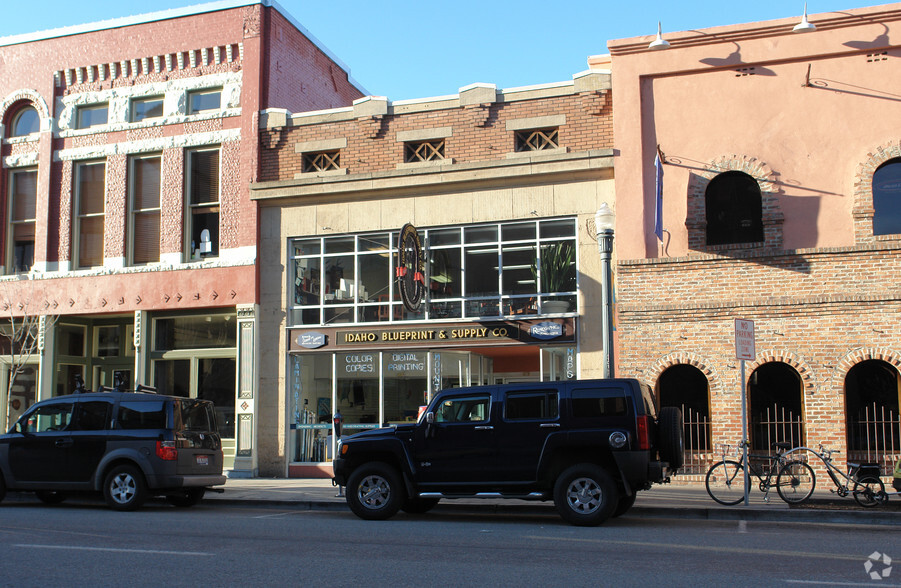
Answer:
605, 3, 901, 478
0, 1, 362, 476
253, 73, 614, 476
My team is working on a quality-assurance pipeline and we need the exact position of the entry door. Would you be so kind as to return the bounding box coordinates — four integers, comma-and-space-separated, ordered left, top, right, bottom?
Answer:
412, 391, 496, 487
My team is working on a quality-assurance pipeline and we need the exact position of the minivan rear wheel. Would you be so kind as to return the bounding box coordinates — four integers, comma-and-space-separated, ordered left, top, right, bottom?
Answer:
103, 465, 147, 511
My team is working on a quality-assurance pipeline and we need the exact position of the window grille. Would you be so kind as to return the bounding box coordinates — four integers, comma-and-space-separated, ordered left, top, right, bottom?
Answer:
515, 128, 559, 152
302, 151, 340, 172
404, 140, 445, 163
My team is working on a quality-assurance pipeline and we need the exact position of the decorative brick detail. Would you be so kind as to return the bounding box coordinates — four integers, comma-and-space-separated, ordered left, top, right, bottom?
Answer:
243, 5, 262, 38
853, 140, 901, 244
832, 347, 901, 389
355, 115, 386, 139
0, 88, 51, 125
463, 103, 493, 128
578, 90, 608, 116
261, 127, 286, 150
684, 154, 784, 251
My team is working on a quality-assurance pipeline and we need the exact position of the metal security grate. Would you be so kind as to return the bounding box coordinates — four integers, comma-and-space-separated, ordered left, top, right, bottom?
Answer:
515, 128, 559, 152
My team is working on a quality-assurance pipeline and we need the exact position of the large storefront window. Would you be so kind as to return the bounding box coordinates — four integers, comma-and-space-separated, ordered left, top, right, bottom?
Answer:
288, 218, 577, 327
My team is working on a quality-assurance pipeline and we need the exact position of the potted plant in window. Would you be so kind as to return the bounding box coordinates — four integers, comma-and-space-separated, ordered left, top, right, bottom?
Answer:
532, 242, 575, 313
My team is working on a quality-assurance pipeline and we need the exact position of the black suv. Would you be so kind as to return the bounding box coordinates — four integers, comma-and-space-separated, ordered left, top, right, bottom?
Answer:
0, 388, 226, 511
333, 379, 683, 526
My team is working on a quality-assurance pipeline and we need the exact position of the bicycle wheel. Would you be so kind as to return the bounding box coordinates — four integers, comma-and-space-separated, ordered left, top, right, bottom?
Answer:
776, 461, 816, 504
852, 476, 885, 508
705, 460, 746, 506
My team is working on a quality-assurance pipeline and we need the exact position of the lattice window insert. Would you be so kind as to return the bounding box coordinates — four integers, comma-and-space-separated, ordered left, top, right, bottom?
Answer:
404, 140, 445, 163
302, 150, 340, 172
515, 128, 559, 152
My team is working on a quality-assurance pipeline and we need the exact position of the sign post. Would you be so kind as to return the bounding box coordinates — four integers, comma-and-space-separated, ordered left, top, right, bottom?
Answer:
734, 318, 756, 506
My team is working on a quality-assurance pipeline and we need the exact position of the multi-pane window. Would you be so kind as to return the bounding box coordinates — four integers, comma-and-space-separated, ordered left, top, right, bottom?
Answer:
131, 96, 164, 122
7, 169, 36, 273
873, 158, 901, 236
287, 218, 576, 327
188, 89, 221, 114
705, 170, 764, 246
404, 140, 445, 163
514, 128, 559, 152
302, 150, 340, 172
75, 161, 105, 268
128, 155, 161, 265
76, 104, 108, 130
9, 107, 39, 137
186, 148, 220, 259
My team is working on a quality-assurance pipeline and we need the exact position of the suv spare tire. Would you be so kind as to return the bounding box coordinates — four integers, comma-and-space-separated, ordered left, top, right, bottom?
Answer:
657, 406, 684, 471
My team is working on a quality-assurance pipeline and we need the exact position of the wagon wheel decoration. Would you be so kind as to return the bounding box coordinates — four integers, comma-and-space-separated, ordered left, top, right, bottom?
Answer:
396, 223, 425, 312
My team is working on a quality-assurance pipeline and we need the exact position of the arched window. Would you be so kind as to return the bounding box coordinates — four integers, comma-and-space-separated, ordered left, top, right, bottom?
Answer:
705, 171, 764, 246
9, 106, 39, 138
748, 362, 804, 452
872, 158, 901, 236
844, 360, 900, 469
658, 364, 710, 474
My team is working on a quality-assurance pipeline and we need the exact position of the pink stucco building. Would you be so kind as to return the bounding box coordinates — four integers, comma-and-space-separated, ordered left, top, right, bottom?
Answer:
602, 3, 901, 477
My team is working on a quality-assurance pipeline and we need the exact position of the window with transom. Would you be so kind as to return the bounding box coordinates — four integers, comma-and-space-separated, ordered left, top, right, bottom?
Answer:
128, 154, 161, 265
74, 161, 106, 268
9, 106, 39, 138
514, 128, 558, 152
302, 150, 340, 172
7, 168, 36, 273
404, 140, 445, 163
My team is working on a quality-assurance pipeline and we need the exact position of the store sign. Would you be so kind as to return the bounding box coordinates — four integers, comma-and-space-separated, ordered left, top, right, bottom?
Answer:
337, 325, 519, 345
296, 332, 327, 349
530, 321, 563, 340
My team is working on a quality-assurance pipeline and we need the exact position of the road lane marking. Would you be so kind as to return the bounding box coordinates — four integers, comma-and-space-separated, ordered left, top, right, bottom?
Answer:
524, 536, 862, 562
13, 544, 213, 556
251, 511, 315, 519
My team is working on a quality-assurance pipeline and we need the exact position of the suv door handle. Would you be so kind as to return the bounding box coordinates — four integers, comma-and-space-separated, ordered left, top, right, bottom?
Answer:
55, 438, 73, 448
474, 426, 494, 430
540, 423, 561, 428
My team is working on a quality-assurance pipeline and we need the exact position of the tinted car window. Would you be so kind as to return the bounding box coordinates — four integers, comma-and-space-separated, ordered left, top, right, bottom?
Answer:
571, 388, 628, 417
435, 395, 490, 423
117, 400, 167, 429
23, 402, 74, 433
177, 400, 215, 432
73, 401, 112, 431
505, 391, 559, 420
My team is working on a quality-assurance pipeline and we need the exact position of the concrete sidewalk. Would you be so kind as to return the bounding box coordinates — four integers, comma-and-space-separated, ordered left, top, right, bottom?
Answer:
206, 477, 901, 526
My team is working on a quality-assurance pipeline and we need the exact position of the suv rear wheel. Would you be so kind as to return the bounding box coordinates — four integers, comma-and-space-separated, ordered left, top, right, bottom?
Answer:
657, 406, 684, 470
553, 464, 617, 526
103, 465, 147, 511
346, 462, 405, 520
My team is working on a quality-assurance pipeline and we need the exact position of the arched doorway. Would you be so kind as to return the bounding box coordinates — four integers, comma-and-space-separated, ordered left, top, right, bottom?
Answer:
658, 364, 710, 474
845, 359, 900, 471
748, 362, 805, 452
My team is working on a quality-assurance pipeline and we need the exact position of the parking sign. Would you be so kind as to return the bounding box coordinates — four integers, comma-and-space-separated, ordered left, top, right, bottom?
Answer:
735, 319, 755, 361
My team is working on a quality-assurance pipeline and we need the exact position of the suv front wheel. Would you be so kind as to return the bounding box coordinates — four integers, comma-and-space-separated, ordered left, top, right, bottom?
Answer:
553, 464, 617, 526
103, 465, 148, 511
346, 462, 405, 520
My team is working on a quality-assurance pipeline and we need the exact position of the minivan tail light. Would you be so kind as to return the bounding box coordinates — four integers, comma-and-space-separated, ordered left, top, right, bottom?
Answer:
156, 440, 178, 461
636, 416, 650, 450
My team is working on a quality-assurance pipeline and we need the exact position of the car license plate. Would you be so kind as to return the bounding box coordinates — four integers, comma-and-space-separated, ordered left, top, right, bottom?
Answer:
196, 455, 209, 466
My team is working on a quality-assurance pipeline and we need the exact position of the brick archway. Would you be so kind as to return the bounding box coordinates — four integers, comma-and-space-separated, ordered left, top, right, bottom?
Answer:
832, 347, 901, 390
1, 88, 51, 129
685, 154, 784, 251
852, 140, 901, 244
645, 351, 721, 396
746, 349, 816, 395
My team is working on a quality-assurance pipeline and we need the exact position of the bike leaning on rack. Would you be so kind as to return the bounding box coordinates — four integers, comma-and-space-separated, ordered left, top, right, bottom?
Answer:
705, 441, 815, 506
775, 444, 884, 507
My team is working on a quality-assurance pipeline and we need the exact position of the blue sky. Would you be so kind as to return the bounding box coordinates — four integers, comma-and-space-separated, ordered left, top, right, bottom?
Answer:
0, 0, 885, 100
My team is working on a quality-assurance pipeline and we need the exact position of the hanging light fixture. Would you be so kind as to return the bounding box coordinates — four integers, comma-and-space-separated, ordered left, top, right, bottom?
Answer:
793, 3, 817, 33
648, 22, 671, 50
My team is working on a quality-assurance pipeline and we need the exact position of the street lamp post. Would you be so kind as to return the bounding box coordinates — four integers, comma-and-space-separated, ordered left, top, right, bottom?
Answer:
595, 204, 616, 379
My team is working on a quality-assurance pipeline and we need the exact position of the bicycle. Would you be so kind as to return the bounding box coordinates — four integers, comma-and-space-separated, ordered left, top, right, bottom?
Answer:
776, 444, 884, 507
705, 441, 815, 506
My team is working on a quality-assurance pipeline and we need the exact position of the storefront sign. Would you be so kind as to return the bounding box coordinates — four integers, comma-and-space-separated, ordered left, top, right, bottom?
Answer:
296, 331, 327, 349
343, 354, 376, 373
337, 325, 518, 345
529, 321, 563, 340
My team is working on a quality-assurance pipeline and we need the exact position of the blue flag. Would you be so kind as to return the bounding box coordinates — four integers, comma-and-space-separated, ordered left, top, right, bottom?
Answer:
654, 153, 663, 242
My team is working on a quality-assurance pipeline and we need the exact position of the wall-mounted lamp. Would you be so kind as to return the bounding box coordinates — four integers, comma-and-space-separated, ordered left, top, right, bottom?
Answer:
648, 22, 671, 50
793, 3, 817, 33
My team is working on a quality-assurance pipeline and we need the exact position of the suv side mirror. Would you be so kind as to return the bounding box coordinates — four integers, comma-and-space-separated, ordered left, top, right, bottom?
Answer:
426, 412, 435, 424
